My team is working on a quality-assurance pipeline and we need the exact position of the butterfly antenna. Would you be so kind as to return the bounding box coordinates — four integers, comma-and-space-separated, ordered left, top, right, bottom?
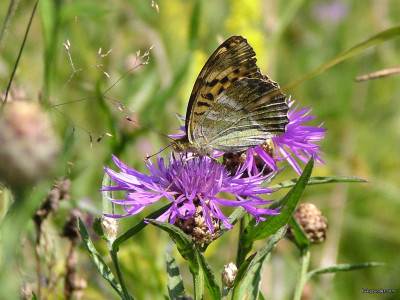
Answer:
145, 144, 172, 161
126, 117, 174, 141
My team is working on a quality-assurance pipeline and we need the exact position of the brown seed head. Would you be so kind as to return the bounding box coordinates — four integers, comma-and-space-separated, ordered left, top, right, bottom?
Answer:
174, 198, 221, 244
0, 101, 60, 189
288, 203, 328, 244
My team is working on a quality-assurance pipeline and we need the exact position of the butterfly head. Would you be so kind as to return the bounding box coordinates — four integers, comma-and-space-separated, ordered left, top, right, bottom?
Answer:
171, 136, 214, 156
170, 137, 188, 153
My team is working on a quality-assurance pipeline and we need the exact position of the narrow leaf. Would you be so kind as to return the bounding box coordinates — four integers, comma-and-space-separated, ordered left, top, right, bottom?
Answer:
198, 251, 222, 299
288, 216, 310, 249
146, 219, 199, 274
307, 262, 385, 281
166, 253, 186, 299
270, 176, 367, 189
92, 217, 106, 239
233, 227, 287, 300
112, 203, 172, 252
245, 157, 314, 242
258, 291, 266, 300
30, 293, 39, 300
77, 218, 123, 297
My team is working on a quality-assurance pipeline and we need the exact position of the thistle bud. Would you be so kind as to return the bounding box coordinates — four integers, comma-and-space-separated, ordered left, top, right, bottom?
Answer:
0, 101, 60, 189
288, 203, 328, 243
101, 216, 118, 243
222, 262, 238, 288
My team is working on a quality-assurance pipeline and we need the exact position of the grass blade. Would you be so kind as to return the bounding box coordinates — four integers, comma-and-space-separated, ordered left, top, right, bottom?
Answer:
270, 176, 367, 189
283, 25, 400, 91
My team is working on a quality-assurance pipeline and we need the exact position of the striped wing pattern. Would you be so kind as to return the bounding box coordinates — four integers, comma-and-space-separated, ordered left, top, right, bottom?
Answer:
181, 35, 289, 154
193, 77, 288, 152
185, 36, 265, 141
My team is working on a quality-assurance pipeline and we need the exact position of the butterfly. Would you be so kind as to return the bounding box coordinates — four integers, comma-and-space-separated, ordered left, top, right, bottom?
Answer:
171, 36, 289, 156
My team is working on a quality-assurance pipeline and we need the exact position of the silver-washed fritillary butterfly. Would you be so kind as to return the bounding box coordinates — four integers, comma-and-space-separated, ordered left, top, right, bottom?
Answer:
171, 36, 289, 155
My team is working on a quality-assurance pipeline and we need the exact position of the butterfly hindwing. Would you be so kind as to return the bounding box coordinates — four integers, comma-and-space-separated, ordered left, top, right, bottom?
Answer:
171, 35, 289, 155
186, 36, 265, 142
192, 77, 288, 152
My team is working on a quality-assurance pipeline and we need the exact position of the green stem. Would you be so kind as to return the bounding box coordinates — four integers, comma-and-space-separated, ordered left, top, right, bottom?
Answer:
235, 216, 251, 268
0, 182, 49, 299
293, 246, 311, 300
193, 267, 204, 300
110, 249, 131, 300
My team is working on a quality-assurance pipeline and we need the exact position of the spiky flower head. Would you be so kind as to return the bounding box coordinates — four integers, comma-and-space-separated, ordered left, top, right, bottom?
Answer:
101, 154, 281, 242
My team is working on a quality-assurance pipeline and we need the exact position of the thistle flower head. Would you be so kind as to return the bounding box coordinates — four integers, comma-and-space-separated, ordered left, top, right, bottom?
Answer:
101, 153, 280, 239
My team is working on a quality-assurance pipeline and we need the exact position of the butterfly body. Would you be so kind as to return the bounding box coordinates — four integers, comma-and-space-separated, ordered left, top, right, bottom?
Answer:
172, 36, 289, 155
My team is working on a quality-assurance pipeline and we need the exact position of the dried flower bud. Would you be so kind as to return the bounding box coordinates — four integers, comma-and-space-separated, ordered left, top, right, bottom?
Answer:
288, 203, 328, 243
63, 210, 83, 244
34, 178, 71, 226
222, 262, 238, 288
101, 216, 118, 243
222, 151, 247, 175
174, 199, 221, 244
0, 101, 60, 189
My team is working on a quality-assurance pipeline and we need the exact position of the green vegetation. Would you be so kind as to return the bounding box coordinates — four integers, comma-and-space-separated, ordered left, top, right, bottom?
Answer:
1, 0, 399, 299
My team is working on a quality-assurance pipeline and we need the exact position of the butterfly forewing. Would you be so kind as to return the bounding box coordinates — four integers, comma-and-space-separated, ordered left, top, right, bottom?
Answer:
173, 35, 289, 155
192, 77, 288, 152
186, 36, 265, 141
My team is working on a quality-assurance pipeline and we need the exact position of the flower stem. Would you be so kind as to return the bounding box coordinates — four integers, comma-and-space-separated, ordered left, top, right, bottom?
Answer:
293, 246, 311, 300
236, 216, 252, 267
110, 249, 131, 300
193, 267, 205, 300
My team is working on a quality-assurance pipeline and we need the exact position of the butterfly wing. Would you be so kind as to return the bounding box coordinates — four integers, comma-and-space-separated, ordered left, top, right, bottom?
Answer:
192, 77, 288, 152
185, 36, 265, 143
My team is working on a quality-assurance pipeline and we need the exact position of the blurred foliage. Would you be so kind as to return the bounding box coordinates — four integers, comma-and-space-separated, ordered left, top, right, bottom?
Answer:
1, 0, 400, 299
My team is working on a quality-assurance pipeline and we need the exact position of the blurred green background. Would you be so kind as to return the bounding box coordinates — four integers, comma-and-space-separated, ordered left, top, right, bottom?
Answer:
1, 0, 400, 299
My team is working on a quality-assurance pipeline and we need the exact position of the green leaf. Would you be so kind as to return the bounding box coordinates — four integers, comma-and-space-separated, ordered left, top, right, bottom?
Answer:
233, 227, 287, 300
112, 203, 172, 252
30, 292, 39, 300
198, 251, 222, 300
283, 25, 400, 91
77, 218, 123, 297
258, 291, 267, 300
307, 262, 385, 281
146, 219, 199, 274
245, 157, 314, 242
270, 176, 367, 189
92, 217, 106, 239
288, 216, 310, 249
166, 253, 186, 299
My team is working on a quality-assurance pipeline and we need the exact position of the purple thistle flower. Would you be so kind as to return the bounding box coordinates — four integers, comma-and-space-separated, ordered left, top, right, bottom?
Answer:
101, 154, 281, 235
